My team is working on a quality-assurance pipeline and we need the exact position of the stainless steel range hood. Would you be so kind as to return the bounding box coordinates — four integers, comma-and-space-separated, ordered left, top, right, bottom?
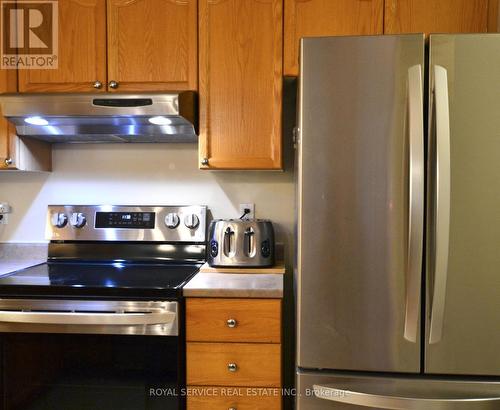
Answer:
0, 92, 198, 143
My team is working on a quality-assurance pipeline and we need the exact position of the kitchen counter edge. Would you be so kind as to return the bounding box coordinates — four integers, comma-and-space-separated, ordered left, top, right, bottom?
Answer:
183, 272, 283, 298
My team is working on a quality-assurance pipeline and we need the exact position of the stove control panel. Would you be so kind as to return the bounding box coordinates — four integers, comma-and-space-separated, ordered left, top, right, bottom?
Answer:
46, 205, 207, 243
95, 211, 155, 229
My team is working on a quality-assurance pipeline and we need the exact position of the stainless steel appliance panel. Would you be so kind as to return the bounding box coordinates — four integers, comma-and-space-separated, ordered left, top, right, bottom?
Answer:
207, 219, 275, 267
297, 370, 500, 410
0, 299, 178, 336
296, 35, 425, 372
46, 205, 207, 243
0, 92, 199, 143
426, 34, 500, 376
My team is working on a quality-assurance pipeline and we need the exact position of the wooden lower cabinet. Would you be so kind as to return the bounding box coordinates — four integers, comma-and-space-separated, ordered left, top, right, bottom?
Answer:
186, 297, 282, 409
186, 298, 281, 343
187, 342, 281, 387
187, 387, 281, 410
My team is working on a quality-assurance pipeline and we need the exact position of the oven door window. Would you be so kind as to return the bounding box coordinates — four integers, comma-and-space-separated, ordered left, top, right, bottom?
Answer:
1, 334, 181, 410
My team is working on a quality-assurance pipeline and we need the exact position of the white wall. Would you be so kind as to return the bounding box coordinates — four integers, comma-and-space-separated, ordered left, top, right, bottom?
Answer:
0, 144, 295, 251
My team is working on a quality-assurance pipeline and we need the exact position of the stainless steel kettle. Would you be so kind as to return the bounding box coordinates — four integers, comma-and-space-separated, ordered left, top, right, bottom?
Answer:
207, 219, 275, 267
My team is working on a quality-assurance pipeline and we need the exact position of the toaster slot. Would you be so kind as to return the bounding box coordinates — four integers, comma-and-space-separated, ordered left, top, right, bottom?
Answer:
244, 227, 256, 257
223, 227, 235, 257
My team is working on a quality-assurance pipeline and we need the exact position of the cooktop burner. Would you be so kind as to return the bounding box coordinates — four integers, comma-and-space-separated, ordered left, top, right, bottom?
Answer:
0, 262, 202, 298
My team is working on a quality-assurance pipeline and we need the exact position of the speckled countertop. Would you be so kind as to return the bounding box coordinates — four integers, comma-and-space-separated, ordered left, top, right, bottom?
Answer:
0, 243, 47, 276
0, 245, 285, 298
183, 271, 284, 298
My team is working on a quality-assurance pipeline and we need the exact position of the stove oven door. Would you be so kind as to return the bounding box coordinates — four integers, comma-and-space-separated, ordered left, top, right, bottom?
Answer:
0, 299, 183, 410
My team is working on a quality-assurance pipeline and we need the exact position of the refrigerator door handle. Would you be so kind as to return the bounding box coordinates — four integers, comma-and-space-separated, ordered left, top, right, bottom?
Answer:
313, 384, 500, 410
429, 65, 451, 345
404, 65, 425, 343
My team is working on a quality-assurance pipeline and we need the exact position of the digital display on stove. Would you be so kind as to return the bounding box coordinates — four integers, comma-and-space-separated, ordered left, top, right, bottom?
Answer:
95, 212, 155, 229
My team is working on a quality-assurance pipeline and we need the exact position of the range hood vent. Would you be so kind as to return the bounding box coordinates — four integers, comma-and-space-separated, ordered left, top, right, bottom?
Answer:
0, 92, 198, 143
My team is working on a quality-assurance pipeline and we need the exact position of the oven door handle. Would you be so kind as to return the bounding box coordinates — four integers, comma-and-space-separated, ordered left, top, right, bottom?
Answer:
0, 310, 176, 326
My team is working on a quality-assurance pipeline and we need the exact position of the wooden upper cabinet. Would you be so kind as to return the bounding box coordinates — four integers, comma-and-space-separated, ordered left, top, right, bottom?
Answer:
384, 0, 489, 34
284, 0, 384, 76
1, 70, 51, 171
18, 0, 107, 92
199, 0, 282, 170
107, 0, 198, 92
0, 70, 15, 169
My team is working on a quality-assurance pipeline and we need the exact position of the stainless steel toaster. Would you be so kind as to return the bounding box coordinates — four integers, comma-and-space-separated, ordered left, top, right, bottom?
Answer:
207, 219, 275, 268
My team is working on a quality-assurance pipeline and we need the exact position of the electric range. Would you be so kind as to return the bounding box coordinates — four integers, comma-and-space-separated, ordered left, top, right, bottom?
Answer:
0, 205, 207, 410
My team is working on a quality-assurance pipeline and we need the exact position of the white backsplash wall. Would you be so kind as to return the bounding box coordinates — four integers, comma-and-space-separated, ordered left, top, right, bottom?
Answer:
0, 144, 295, 251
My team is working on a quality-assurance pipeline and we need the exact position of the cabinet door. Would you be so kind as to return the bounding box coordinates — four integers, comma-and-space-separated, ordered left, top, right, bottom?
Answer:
199, 0, 282, 170
385, 0, 489, 34
18, 0, 107, 92
1, 71, 51, 171
107, 0, 198, 92
284, 0, 383, 76
0, 70, 16, 169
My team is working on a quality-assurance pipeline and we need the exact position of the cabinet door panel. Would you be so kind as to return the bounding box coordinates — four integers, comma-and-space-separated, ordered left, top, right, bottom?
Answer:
187, 342, 281, 387
199, 0, 282, 170
18, 0, 107, 92
186, 298, 281, 343
385, 0, 489, 34
0, 69, 16, 169
285, 0, 383, 76
107, 0, 198, 91
1, 70, 51, 171
187, 386, 282, 410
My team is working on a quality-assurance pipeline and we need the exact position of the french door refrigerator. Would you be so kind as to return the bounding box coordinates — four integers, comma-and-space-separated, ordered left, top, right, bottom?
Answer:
295, 34, 500, 409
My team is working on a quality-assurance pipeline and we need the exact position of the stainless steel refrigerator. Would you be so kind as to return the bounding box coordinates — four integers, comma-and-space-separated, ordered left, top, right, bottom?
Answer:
295, 34, 500, 409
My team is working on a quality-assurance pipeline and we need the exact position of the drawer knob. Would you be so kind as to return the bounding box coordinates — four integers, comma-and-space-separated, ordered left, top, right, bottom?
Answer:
229, 408, 237, 410
227, 363, 238, 372
4, 158, 12, 166
226, 318, 237, 328
109, 80, 119, 89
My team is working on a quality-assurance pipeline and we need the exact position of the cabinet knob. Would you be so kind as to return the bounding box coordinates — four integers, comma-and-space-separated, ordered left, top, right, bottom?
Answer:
228, 408, 237, 410
227, 318, 237, 328
201, 157, 209, 166
93, 80, 103, 89
227, 363, 238, 372
109, 80, 119, 89
4, 158, 12, 166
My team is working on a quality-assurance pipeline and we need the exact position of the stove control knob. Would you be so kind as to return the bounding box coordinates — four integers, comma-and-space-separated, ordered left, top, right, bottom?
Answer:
51, 213, 68, 228
164, 213, 180, 229
184, 214, 200, 229
70, 212, 87, 228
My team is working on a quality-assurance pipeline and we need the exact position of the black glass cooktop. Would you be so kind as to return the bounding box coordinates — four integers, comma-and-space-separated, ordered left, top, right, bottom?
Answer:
0, 262, 202, 299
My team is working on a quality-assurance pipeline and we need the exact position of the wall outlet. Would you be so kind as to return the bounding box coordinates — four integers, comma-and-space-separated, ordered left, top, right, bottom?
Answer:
239, 203, 255, 220
0, 203, 10, 224
0, 203, 11, 214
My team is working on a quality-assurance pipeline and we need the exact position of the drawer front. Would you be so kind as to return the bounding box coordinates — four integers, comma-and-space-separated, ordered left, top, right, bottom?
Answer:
187, 342, 281, 387
187, 386, 281, 410
186, 298, 281, 343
